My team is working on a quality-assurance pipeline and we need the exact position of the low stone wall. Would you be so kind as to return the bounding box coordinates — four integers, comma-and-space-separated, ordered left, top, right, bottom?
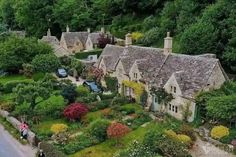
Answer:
0, 109, 36, 146
196, 127, 234, 153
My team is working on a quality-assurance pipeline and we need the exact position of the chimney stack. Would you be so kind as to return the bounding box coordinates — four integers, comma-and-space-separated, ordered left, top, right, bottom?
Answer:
125, 33, 132, 47
101, 27, 105, 34
47, 28, 51, 36
164, 32, 172, 54
66, 25, 70, 32
87, 28, 91, 33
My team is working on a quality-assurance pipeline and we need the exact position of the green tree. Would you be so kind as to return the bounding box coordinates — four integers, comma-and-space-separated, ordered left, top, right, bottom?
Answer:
206, 94, 236, 122
32, 53, 61, 73
180, 21, 218, 55
34, 95, 66, 118
15, 0, 55, 37
14, 81, 52, 109
0, 36, 52, 72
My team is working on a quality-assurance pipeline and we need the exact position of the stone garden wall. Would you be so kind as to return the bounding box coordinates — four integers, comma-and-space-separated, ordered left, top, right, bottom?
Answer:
196, 127, 234, 153
0, 109, 36, 146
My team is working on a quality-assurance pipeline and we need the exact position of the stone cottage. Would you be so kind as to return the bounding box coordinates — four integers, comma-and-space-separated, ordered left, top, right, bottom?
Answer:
60, 26, 105, 53
95, 33, 228, 122
40, 28, 71, 57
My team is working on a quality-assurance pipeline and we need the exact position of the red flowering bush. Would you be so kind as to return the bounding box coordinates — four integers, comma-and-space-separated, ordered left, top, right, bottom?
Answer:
63, 103, 89, 120
107, 122, 131, 139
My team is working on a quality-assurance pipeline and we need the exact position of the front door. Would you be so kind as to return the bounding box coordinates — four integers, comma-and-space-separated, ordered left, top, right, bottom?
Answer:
151, 95, 159, 111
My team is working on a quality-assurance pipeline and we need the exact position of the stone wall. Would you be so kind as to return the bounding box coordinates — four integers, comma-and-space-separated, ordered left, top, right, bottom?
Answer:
0, 109, 36, 146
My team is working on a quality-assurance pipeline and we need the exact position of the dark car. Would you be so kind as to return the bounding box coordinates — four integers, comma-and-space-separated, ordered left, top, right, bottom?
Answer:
56, 68, 68, 78
83, 81, 102, 93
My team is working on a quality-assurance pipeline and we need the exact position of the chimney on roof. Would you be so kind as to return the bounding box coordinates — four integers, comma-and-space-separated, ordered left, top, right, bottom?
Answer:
47, 28, 51, 36
125, 33, 132, 47
87, 28, 91, 33
101, 27, 105, 34
66, 25, 70, 32
164, 32, 172, 54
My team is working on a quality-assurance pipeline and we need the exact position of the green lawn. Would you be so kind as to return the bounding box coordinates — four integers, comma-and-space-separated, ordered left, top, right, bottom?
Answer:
0, 73, 45, 84
69, 119, 179, 157
0, 75, 29, 84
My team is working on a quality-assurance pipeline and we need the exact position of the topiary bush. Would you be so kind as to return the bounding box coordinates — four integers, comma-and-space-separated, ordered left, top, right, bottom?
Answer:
50, 123, 68, 134
63, 103, 89, 121
88, 119, 110, 142
211, 125, 229, 139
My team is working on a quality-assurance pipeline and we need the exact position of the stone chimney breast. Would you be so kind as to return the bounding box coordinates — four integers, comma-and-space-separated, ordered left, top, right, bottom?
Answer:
164, 32, 173, 54
66, 25, 70, 32
125, 33, 132, 47
47, 28, 51, 36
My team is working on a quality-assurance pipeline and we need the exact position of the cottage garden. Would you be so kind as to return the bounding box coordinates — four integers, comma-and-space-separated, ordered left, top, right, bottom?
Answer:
0, 35, 236, 157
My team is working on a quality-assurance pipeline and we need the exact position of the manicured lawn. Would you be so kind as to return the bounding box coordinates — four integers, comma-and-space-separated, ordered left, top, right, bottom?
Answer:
69, 120, 177, 157
0, 75, 29, 84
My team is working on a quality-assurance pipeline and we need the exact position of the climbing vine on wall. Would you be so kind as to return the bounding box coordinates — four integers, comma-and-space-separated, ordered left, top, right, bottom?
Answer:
122, 80, 145, 102
151, 87, 173, 104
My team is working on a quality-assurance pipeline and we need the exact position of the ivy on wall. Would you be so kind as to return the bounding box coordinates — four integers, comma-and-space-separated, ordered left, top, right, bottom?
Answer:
122, 80, 145, 102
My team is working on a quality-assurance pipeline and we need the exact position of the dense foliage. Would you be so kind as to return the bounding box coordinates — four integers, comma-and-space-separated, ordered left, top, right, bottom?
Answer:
196, 81, 236, 123
0, 36, 52, 72
211, 125, 229, 139
107, 122, 130, 139
1, 0, 235, 73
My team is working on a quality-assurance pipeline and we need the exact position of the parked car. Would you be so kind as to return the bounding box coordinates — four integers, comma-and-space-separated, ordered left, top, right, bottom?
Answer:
56, 68, 68, 78
83, 81, 102, 93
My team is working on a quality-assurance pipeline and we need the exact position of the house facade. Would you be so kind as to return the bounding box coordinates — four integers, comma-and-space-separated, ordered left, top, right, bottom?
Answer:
95, 33, 228, 122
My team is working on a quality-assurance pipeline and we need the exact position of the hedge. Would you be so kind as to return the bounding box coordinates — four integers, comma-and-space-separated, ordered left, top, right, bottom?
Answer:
75, 49, 103, 59
39, 142, 66, 157
3, 80, 33, 93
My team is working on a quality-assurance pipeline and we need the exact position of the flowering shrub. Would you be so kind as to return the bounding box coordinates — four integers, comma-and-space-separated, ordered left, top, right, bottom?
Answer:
50, 124, 68, 134
164, 130, 178, 139
63, 103, 89, 120
122, 80, 145, 102
88, 119, 110, 142
177, 134, 192, 145
211, 125, 229, 139
231, 139, 236, 147
107, 122, 131, 139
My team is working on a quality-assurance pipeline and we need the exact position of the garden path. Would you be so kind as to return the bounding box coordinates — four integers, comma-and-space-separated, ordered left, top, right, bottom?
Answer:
190, 136, 235, 157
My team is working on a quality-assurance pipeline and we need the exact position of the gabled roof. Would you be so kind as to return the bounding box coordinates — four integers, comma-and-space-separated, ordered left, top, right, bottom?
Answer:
96, 44, 226, 98
41, 36, 59, 45
88, 33, 100, 44
61, 32, 89, 47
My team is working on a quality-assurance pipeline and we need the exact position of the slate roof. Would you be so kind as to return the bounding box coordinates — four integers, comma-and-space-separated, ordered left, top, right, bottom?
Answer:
61, 32, 89, 47
40, 35, 71, 57
88, 33, 100, 44
41, 36, 60, 45
96, 44, 226, 98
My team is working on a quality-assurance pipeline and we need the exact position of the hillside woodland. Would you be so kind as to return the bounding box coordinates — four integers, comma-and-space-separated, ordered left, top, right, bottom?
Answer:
0, 0, 236, 73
